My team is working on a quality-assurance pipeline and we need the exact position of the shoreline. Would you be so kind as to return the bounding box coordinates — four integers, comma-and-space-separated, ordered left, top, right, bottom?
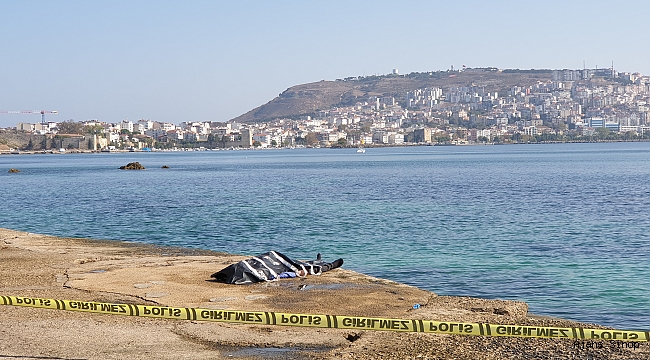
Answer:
1, 138, 649, 155
1, 228, 647, 359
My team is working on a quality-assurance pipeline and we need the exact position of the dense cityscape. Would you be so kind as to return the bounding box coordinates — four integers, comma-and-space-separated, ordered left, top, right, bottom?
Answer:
2, 67, 650, 153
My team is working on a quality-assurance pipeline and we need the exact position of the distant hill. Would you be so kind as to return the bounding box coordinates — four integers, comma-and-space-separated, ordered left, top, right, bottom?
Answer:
230, 69, 554, 123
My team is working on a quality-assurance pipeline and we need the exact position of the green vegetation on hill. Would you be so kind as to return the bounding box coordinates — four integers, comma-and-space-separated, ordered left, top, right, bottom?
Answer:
230, 69, 553, 123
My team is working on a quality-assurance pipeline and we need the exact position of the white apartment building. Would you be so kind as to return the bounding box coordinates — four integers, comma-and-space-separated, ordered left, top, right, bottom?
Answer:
119, 120, 134, 133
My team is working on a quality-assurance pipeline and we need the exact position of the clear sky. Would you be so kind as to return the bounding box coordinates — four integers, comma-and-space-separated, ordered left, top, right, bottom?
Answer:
1, 0, 649, 128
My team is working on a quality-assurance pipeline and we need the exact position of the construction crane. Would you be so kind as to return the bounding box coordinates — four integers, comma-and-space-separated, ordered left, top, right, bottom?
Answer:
0, 110, 59, 128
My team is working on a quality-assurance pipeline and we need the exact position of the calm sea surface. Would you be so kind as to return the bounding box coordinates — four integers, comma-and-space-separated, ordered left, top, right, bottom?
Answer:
1, 143, 649, 330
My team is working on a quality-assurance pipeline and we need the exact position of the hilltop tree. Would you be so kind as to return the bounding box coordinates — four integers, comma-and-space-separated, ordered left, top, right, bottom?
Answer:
57, 120, 84, 134
84, 124, 105, 136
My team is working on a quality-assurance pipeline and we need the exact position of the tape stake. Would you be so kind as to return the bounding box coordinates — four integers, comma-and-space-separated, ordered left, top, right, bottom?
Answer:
1, 295, 647, 342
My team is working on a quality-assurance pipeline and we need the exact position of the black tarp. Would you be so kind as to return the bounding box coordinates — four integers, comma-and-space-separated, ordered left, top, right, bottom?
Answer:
211, 251, 330, 285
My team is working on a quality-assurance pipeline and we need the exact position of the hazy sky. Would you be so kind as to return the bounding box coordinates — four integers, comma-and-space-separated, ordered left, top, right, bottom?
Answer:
1, 0, 649, 127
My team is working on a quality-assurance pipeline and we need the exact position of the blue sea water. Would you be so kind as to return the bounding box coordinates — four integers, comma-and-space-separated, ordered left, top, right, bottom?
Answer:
1, 142, 649, 330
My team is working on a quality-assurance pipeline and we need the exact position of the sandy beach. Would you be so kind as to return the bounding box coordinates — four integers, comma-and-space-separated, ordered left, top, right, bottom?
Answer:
0, 228, 647, 359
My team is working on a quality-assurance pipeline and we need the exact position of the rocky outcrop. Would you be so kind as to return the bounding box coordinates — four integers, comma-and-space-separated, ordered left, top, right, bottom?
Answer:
119, 162, 145, 170
0, 130, 89, 151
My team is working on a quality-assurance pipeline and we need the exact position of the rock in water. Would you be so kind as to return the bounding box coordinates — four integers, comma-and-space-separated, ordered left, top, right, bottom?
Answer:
119, 162, 145, 170
161, 165, 170, 169
8, 168, 21, 173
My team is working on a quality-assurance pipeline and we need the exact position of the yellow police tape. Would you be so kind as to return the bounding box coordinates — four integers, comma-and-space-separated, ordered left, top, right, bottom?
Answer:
2, 295, 648, 342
